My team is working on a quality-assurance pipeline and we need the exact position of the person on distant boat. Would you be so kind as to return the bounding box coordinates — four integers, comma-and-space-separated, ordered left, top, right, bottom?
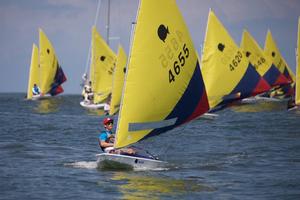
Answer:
98, 117, 135, 155
32, 84, 41, 95
82, 81, 94, 103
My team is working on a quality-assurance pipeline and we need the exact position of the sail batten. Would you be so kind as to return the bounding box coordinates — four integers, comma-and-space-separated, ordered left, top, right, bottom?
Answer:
128, 118, 177, 132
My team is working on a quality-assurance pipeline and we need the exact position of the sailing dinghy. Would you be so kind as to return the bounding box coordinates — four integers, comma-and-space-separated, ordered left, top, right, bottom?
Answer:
27, 29, 67, 100
80, 26, 116, 109
96, 0, 209, 170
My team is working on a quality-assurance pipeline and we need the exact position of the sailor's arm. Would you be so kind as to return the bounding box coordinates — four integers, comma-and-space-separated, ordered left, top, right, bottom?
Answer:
99, 139, 114, 148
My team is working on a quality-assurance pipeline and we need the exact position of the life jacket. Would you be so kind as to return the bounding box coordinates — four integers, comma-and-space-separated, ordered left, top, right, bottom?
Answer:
99, 130, 113, 151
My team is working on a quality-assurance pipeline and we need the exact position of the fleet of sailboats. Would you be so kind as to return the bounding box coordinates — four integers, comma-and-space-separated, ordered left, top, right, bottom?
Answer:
200, 11, 271, 112
24, 0, 300, 169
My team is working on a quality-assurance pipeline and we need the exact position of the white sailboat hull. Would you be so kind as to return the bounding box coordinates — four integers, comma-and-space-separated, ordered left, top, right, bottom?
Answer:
96, 153, 167, 170
198, 113, 219, 120
31, 94, 52, 101
240, 96, 282, 104
80, 101, 105, 109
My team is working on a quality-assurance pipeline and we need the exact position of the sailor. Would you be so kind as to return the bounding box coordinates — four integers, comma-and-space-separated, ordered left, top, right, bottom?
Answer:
32, 84, 41, 95
98, 117, 135, 155
82, 81, 94, 103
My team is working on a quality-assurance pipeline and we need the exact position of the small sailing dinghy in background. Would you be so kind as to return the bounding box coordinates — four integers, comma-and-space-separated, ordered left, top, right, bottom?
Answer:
26, 29, 67, 100
80, 26, 116, 109
96, 0, 210, 170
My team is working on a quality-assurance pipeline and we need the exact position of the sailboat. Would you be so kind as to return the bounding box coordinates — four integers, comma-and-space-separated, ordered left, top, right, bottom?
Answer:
264, 30, 295, 98
288, 17, 300, 111
200, 11, 270, 112
239, 30, 290, 104
96, 0, 209, 169
109, 44, 127, 115
80, 26, 117, 109
241, 30, 290, 88
26, 28, 67, 100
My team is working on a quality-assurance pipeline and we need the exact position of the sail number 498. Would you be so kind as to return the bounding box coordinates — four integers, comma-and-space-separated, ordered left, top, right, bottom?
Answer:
169, 44, 189, 83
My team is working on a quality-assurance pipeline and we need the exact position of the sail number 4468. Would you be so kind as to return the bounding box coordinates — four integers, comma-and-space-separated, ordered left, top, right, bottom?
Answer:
169, 44, 189, 83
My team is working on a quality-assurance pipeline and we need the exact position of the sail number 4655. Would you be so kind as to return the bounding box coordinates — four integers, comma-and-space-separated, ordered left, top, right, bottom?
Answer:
169, 44, 189, 83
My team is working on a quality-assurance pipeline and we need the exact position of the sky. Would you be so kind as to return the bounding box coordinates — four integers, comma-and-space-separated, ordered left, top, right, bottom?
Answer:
0, 0, 300, 94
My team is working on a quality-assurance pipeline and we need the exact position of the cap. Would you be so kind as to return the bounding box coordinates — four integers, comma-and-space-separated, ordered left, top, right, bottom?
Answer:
103, 117, 113, 125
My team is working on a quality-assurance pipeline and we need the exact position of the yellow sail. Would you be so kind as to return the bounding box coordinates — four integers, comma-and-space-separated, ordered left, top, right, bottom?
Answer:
27, 44, 39, 99
89, 26, 116, 104
241, 30, 271, 76
264, 30, 295, 82
201, 11, 251, 109
296, 17, 300, 105
240, 30, 290, 87
39, 28, 59, 94
114, 0, 209, 148
109, 45, 127, 115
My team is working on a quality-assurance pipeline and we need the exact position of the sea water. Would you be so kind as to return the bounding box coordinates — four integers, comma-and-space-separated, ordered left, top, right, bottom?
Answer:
0, 93, 300, 199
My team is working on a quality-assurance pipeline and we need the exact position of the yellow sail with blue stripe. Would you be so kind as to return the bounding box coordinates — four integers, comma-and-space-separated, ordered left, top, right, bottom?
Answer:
264, 30, 295, 83
39, 29, 59, 94
201, 11, 270, 110
27, 44, 39, 99
89, 26, 116, 104
39, 28, 66, 96
109, 45, 127, 115
296, 17, 300, 105
240, 30, 290, 87
114, 0, 209, 148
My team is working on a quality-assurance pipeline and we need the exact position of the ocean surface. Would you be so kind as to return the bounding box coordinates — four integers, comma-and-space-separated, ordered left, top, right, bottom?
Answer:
1, 93, 300, 200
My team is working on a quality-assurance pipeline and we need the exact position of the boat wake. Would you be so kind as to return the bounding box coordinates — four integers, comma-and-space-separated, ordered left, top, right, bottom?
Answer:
64, 161, 97, 169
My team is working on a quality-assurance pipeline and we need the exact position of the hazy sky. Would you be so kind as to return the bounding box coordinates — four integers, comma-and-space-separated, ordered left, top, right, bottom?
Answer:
1, 0, 299, 94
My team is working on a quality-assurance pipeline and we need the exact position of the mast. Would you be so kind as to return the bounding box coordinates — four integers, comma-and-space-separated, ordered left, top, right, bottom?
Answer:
83, 0, 102, 83
106, 0, 111, 45
114, 0, 141, 148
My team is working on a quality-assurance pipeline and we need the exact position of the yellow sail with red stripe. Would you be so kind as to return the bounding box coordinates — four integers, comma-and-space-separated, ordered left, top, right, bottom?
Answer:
296, 17, 300, 105
240, 30, 290, 87
89, 26, 116, 104
27, 44, 39, 99
109, 45, 127, 115
114, 0, 209, 148
264, 30, 295, 82
201, 11, 270, 110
